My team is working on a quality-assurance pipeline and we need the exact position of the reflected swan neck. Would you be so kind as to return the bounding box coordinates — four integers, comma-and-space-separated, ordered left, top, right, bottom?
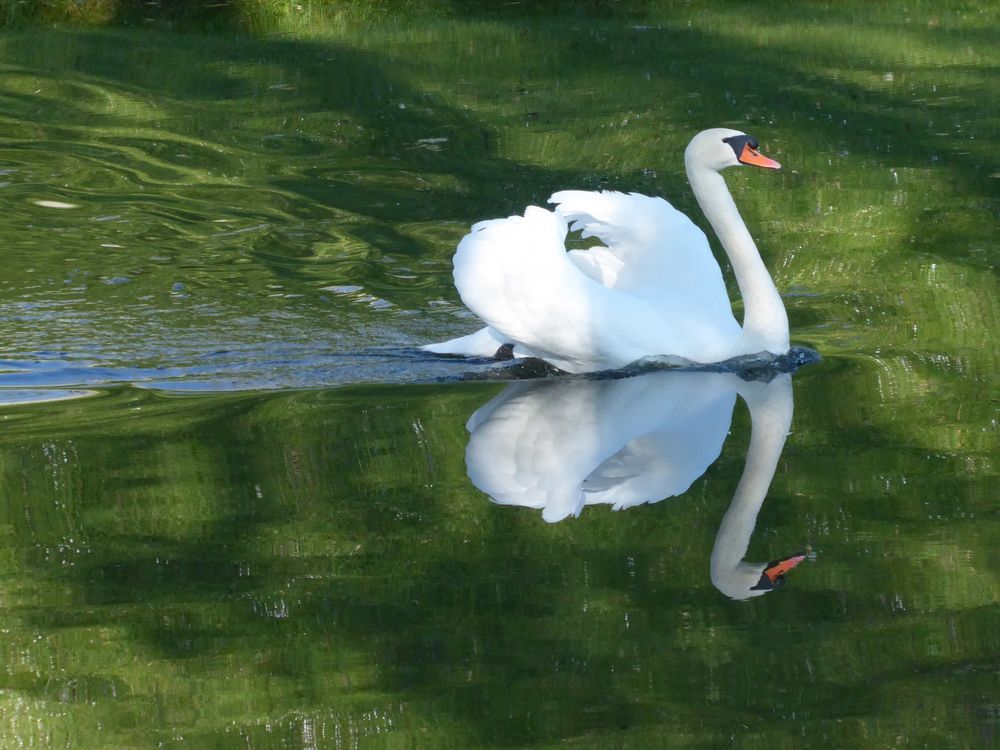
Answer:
710, 376, 794, 598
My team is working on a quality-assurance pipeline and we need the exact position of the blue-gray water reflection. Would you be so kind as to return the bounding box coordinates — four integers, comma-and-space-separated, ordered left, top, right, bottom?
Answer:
465, 370, 807, 599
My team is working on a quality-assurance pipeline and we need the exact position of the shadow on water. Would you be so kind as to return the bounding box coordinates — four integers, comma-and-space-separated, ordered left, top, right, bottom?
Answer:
0, 27, 581, 230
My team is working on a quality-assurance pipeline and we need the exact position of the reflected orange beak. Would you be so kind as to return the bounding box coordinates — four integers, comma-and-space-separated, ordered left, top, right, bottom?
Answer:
763, 553, 806, 583
739, 143, 782, 170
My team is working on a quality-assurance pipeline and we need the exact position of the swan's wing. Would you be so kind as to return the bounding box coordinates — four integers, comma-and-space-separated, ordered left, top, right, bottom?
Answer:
550, 190, 733, 314
453, 205, 674, 372
566, 245, 624, 287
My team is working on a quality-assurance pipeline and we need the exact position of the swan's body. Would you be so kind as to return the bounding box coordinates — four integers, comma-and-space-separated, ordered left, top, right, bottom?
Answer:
424, 128, 789, 373
463, 370, 805, 599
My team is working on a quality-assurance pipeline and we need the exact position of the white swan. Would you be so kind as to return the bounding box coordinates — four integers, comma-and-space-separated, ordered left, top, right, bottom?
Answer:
464, 370, 805, 599
424, 128, 789, 373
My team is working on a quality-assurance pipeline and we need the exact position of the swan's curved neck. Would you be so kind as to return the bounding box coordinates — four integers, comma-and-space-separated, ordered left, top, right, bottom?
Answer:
686, 163, 789, 354
710, 375, 793, 599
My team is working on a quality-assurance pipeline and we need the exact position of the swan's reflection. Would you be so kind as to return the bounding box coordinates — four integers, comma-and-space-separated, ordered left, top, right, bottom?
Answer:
465, 370, 805, 599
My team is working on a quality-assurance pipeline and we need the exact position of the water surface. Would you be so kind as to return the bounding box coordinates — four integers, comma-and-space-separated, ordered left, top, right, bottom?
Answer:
0, 4, 997, 747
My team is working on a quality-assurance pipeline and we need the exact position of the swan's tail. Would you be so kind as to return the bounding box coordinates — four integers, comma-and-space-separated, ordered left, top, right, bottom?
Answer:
421, 325, 507, 356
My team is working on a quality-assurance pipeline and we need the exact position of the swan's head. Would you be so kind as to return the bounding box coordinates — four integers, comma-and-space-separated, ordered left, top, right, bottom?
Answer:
685, 128, 781, 173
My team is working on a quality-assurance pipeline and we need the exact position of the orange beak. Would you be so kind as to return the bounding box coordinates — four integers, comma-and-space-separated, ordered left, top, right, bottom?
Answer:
739, 142, 782, 170
763, 553, 806, 583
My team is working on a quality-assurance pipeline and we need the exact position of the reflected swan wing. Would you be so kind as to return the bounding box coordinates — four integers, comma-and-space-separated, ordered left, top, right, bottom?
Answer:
465, 371, 740, 521
582, 387, 735, 509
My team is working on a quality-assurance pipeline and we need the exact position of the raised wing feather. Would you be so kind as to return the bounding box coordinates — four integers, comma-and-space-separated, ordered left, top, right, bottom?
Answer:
551, 190, 732, 310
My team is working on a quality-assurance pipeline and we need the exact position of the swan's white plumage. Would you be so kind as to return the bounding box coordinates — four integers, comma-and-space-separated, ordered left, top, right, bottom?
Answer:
445, 193, 742, 373
554, 190, 728, 306
424, 128, 788, 372
420, 325, 506, 357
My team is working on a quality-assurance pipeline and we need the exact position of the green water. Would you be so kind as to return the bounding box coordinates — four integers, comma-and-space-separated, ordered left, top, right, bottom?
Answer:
0, 3, 997, 747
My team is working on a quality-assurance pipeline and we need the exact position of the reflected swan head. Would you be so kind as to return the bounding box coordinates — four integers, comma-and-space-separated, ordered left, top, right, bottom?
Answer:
716, 552, 808, 601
